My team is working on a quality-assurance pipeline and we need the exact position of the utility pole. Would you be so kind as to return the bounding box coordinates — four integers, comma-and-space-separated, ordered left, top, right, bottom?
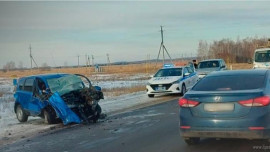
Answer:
29, 44, 39, 71
92, 55, 94, 66
145, 54, 150, 73
155, 26, 173, 67
106, 53, 111, 66
85, 54, 88, 67
77, 55, 80, 68
88, 55, 91, 67
30, 45, 32, 71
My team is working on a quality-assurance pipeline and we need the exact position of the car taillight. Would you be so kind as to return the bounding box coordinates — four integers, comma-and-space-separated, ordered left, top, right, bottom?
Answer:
238, 96, 270, 107
179, 98, 199, 107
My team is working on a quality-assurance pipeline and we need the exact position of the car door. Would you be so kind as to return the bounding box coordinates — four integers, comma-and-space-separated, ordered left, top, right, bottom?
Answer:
23, 78, 42, 115
183, 67, 191, 89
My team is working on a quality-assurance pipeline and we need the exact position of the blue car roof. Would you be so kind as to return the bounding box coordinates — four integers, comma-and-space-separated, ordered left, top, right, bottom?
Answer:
208, 69, 268, 77
20, 73, 70, 80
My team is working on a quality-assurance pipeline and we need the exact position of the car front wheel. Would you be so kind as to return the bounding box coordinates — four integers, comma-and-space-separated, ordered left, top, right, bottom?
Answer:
93, 104, 102, 123
16, 105, 28, 122
44, 107, 57, 124
148, 94, 154, 98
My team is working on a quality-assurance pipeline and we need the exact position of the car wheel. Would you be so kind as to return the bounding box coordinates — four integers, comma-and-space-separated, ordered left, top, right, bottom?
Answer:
16, 105, 28, 122
44, 108, 57, 124
184, 137, 200, 145
181, 84, 186, 96
148, 94, 154, 98
93, 104, 102, 123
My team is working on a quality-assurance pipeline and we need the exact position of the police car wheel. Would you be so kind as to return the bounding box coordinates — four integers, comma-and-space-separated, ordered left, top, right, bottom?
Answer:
148, 94, 154, 98
16, 105, 28, 122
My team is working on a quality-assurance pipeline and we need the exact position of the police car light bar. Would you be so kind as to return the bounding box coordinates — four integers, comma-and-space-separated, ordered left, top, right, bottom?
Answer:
163, 63, 175, 68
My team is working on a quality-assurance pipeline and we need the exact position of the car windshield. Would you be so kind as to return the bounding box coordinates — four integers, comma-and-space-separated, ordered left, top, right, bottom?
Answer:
255, 51, 270, 62
198, 61, 220, 69
47, 75, 84, 95
154, 68, 182, 77
192, 75, 265, 91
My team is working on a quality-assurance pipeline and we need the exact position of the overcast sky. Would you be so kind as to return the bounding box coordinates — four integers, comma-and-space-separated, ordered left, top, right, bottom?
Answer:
0, 1, 270, 68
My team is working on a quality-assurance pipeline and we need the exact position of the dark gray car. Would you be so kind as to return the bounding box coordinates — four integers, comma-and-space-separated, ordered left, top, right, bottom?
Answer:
197, 59, 227, 79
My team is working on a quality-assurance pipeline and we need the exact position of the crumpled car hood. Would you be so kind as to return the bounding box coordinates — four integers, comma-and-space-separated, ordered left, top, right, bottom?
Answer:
48, 92, 81, 125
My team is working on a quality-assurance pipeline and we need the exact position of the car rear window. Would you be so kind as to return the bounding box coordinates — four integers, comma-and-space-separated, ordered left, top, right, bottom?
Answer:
192, 75, 265, 91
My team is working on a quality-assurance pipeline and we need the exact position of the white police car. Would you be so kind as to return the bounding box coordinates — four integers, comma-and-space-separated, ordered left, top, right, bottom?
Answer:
146, 64, 199, 98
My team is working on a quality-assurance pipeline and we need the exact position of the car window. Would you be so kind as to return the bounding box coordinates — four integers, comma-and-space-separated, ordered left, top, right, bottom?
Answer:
198, 61, 220, 68
24, 78, 34, 92
183, 68, 189, 74
255, 51, 270, 62
187, 67, 194, 73
192, 75, 265, 91
154, 68, 182, 77
18, 79, 25, 90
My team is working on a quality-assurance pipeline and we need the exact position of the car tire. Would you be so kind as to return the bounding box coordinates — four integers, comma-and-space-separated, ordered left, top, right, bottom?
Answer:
44, 107, 57, 124
181, 84, 186, 96
16, 105, 28, 122
93, 104, 102, 123
148, 94, 154, 98
184, 137, 200, 145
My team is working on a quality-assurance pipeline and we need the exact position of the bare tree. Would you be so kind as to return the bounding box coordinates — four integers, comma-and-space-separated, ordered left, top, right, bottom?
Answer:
197, 40, 209, 60
40, 63, 51, 71
197, 37, 268, 63
18, 61, 24, 71
3, 61, 16, 72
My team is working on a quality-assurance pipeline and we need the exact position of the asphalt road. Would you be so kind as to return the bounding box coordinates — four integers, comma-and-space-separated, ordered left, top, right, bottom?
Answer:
1, 99, 270, 152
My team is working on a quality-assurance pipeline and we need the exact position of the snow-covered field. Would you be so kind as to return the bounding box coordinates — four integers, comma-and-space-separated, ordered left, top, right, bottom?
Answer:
0, 74, 175, 146
91, 73, 149, 90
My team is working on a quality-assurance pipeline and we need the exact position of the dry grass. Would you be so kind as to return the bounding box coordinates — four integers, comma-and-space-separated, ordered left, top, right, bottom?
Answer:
227, 63, 253, 70
0, 62, 254, 78
102, 85, 146, 97
0, 63, 163, 78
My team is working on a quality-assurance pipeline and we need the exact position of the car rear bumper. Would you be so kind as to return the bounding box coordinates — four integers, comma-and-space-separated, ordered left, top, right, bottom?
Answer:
179, 107, 270, 139
180, 128, 270, 139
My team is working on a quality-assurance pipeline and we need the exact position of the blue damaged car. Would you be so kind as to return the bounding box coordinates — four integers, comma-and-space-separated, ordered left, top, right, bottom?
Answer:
13, 73, 103, 125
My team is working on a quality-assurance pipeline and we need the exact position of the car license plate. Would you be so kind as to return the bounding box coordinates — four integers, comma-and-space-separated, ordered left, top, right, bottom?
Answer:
155, 87, 166, 91
204, 103, 234, 112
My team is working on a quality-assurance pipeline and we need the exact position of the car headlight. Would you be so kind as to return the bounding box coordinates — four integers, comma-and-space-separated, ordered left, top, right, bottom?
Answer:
172, 80, 179, 84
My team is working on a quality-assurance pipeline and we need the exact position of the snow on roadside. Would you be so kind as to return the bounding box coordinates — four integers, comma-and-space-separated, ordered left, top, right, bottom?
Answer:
93, 80, 147, 89
0, 78, 16, 131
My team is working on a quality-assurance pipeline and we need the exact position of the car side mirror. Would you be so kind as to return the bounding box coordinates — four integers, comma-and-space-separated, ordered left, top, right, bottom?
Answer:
94, 86, 102, 91
13, 79, 17, 86
184, 73, 190, 77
